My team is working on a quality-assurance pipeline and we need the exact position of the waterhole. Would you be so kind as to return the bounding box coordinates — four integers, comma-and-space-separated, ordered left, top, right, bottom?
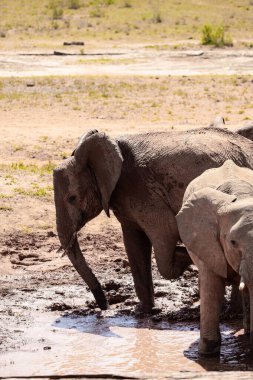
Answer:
0, 313, 252, 377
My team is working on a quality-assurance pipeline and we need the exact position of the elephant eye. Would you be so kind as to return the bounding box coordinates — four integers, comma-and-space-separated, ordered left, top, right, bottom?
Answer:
68, 195, 76, 204
231, 240, 238, 248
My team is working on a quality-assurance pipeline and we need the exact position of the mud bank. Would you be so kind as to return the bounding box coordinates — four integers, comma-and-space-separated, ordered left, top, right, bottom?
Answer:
0, 227, 252, 376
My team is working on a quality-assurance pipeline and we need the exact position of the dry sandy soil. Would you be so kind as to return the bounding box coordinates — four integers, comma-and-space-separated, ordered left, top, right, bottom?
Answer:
0, 46, 253, 374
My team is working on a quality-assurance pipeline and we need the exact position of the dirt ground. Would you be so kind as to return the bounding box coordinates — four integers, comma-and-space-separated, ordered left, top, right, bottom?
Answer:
0, 46, 253, 373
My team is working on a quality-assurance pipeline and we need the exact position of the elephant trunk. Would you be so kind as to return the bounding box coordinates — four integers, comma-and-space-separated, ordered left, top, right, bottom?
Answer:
57, 224, 108, 311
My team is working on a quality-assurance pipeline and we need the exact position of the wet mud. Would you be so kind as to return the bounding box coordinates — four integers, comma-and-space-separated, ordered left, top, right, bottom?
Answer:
0, 226, 252, 376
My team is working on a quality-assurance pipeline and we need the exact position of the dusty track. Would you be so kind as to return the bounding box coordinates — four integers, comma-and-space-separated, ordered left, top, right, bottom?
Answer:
0, 48, 253, 77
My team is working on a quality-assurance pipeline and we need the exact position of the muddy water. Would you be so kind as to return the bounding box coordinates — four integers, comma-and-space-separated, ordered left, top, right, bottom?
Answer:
0, 313, 252, 377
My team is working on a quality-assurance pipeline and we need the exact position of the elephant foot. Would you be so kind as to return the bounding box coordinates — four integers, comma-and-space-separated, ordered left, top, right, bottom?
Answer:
135, 301, 155, 315
91, 285, 108, 310
198, 338, 221, 357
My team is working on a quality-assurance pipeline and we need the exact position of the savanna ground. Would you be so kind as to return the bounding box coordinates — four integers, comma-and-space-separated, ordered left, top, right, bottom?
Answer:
0, 0, 253, 377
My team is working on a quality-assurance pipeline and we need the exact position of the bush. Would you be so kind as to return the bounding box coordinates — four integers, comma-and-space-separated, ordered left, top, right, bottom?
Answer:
201, 24, 233, 47
123, 1, 132, 7
152, 12, 162, 23
52, 6, 64, 19
68, 0, 81, 9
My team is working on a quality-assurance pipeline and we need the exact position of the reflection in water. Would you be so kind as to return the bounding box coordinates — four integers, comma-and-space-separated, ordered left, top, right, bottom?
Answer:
0, 313, 252, 376
52, 314, 201, 375
184, 323, 253, 371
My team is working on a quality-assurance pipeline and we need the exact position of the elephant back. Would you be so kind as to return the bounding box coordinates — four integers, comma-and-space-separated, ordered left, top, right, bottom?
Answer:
117, 128, 253, 214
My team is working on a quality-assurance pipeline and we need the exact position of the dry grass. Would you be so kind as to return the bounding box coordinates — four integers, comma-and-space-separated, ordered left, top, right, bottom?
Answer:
0, 0, 252, 46
0, 75, 252, 125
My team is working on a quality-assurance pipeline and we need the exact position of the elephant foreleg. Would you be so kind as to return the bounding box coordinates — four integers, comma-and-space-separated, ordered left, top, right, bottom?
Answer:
198, 265, 225, 356
121, 223, 154, 313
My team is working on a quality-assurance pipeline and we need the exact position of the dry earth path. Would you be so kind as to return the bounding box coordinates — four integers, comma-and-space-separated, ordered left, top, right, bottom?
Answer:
0, 48, 253, 77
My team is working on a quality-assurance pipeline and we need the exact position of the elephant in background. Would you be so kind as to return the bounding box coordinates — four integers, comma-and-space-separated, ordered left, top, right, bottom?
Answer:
209, 115, 253, 142
235, 120, 253, 141
176, 160, 253, 356
53, 128, 253, 311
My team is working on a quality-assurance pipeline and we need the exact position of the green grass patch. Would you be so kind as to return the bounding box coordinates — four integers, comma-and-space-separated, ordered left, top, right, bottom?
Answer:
201, 24, 233, 47
0, 0, 251, 43
0, 193, 13, 199
0, 205, 13, 211
14, 184, 53, 197
144, 44, 170, 50
1, 161, 56, 175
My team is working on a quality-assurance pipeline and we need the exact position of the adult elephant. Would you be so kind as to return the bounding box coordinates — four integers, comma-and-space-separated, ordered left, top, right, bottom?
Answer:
53, 128, 253, 311
176, 160, 253, 356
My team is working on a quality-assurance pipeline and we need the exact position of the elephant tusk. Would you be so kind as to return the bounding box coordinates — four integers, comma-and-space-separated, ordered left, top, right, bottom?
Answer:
57, 232, 77, 258
56, 246, 67, 258
239, 277, 246, 291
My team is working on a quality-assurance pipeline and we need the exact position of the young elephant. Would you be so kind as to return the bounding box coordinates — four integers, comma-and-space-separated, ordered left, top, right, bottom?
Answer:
176, 160, 253, 356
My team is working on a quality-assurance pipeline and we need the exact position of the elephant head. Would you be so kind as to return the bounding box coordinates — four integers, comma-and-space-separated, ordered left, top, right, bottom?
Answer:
53, 130, 123, 310
176, 188, 253, 345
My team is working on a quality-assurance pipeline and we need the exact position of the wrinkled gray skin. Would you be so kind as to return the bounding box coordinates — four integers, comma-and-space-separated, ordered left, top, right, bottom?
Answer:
177, 160, 253, 356
53, 128, 253, 311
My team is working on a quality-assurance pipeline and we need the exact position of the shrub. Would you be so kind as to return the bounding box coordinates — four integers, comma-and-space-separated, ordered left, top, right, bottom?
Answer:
152, 12, 162, 24
201, 24, 233, 47
68, 0, 81, 9
123, 1, 132, 7
52, 6, 63, 19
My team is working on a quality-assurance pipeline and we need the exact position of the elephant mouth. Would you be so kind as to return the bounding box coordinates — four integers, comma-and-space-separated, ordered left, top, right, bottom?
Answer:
58, 215, 87, 256
57, 231, 77, 257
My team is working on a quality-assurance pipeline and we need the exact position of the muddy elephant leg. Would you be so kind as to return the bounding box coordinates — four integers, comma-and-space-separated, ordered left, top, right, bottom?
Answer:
198, 265, 225, 356
121, 224, 154, 313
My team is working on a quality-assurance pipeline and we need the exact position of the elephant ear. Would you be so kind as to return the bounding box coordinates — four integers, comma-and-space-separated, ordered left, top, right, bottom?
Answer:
176, 188, 237, 278
74, 130, 123, 216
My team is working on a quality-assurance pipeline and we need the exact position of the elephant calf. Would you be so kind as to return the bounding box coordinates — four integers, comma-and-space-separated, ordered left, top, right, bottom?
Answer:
177, 160, 253, 356
53, 128, 253, 312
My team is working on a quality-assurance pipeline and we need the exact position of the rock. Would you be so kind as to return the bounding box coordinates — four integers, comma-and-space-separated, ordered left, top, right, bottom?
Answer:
186, 50, 204, 56
26, 81, 35, 87
104, 280, 121, 291
63, 41, 85, 46
155, 290, 167, 297
47, 231, 56, 237
54, 51, 68, 56
107, 290, 129, 305
122, 259, 130, 268
47, 302, 72, 311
